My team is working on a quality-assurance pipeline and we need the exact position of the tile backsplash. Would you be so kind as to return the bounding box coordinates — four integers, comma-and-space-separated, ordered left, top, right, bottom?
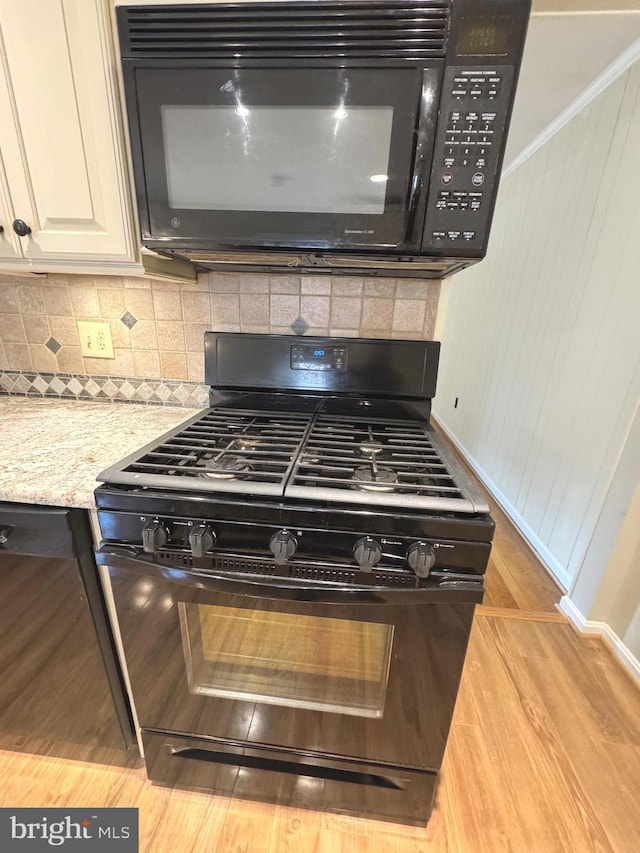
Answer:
0, 271, 440, 387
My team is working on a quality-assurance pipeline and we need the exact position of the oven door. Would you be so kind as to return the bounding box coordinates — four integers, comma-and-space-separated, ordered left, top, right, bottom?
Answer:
128, 64, 440, 253
100, 550, 480, 773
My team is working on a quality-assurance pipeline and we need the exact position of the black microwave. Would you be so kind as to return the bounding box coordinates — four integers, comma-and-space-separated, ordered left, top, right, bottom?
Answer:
117, 0, 530, 279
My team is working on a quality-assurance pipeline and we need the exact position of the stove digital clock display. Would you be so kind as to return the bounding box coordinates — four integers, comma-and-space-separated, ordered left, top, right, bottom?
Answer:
290, 344, 347, 371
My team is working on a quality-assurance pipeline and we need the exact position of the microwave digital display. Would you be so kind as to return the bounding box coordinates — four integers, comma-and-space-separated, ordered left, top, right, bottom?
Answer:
457, 16, 513, 56
291, 345, 347, 371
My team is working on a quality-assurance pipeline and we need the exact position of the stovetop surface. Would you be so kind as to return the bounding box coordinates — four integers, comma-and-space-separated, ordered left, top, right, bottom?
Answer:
96, 397, 489, 515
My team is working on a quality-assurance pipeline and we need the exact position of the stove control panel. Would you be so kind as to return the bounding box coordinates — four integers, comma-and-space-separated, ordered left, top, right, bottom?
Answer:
290, 344, 347, 372
106, 513, 490, 576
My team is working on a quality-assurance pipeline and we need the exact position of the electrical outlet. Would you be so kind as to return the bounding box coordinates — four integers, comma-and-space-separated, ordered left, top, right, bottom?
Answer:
77, 321, 114, 359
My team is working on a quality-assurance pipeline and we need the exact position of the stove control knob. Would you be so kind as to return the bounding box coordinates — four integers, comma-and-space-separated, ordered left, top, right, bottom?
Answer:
407, 541, 436, 578
353, 537, 382, 573
189, 522, 216, 558
142, 520, 169, 554
270, 530, 297, 564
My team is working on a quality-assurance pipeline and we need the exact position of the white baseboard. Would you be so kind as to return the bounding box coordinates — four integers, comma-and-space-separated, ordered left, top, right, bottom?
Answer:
559, 596, 640, 686
432, 417, 571, 591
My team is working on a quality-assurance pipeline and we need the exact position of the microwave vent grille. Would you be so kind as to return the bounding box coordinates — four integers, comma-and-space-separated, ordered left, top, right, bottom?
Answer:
121, 1, 449, 60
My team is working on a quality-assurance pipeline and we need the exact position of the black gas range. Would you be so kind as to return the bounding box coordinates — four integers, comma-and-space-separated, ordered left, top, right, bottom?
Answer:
95, 333, 494, 825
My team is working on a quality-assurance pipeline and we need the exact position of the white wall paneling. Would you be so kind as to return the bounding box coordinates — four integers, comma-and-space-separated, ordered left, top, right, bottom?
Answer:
433, 59, 640, 590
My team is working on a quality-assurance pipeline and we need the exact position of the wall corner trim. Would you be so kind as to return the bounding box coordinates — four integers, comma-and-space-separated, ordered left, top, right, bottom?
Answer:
503, 35, 640, 179
559, 595, 640, 686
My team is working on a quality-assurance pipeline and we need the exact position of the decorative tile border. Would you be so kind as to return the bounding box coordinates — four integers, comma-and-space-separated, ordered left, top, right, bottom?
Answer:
0, 370, 209, 408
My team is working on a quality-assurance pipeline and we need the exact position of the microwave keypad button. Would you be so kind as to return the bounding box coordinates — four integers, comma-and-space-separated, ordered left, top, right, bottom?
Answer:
476, 157, 487, 168
447, 231, 461, 240
452, 88, 467, 98
449, 110, 462, 123
463, 231, 476, 241
441, 171, 454, 186
432, 231, 446, 240
470, 88, 482, 97
471, 200, 482, 210
472, 173, 485, 187
443, 157, 455, 167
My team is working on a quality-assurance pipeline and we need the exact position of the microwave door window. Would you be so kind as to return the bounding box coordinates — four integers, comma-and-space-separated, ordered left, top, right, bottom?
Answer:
161, 105, 394, 216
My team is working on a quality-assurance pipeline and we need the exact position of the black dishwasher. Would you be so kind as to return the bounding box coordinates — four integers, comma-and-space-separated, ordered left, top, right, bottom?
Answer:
0, 502, 134, 762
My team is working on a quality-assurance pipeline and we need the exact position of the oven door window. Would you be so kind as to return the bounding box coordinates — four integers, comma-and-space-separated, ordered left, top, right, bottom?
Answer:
134, 66, 436, 250
179, 603, 393, 718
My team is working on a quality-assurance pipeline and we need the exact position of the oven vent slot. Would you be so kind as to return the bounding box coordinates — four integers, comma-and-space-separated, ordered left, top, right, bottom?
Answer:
288, 565, 358, 583
157, 551, 194, 568
374, 572, 417, 587
120, 2, 449, 60
213, 557, 277, 576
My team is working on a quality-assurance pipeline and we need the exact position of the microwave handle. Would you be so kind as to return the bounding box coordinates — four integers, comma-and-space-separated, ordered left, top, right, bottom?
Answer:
96, 547, 483, 606
403, 66, 441, 247
405, 174, 423, 242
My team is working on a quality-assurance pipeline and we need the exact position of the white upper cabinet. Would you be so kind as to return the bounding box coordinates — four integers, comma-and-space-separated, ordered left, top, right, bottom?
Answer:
0, 0, 140, 273
0, 159, 21, 260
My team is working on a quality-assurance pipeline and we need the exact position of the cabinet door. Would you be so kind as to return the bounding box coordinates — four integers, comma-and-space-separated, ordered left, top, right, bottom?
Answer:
0, 0, 136, 261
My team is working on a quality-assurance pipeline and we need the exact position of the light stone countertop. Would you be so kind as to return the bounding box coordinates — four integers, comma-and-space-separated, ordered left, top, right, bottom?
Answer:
0, 397, 200, 509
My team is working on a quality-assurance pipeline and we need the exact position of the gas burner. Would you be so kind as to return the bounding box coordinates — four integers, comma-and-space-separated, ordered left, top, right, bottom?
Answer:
232, 437, 265, 451
358, 441, 385, 457
197, 455, 253, 479
352, 465, 398, 492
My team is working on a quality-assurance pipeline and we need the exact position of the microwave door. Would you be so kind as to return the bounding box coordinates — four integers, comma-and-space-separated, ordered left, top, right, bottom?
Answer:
132, 66, 440, 253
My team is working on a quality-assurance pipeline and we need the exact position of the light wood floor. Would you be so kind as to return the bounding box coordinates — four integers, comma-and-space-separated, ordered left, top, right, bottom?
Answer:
2, 470, 639, 851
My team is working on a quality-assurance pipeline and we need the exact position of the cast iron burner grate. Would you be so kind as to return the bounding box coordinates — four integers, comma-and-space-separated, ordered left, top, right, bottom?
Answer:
286, 415, 481, 511
97, 408, 311, 496
97, 408, 489, 512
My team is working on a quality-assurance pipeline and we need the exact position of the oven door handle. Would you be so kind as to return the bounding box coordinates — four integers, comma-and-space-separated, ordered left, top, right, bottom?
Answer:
96, 548, 484, 605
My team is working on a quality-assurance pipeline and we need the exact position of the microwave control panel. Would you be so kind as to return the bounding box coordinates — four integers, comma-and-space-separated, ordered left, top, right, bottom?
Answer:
422, 65, 515, 255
